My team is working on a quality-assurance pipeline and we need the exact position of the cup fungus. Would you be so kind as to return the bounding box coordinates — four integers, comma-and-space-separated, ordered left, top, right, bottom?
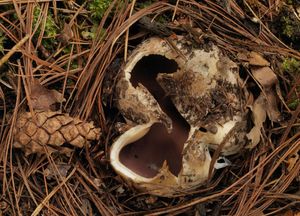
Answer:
110, 36, 249, 196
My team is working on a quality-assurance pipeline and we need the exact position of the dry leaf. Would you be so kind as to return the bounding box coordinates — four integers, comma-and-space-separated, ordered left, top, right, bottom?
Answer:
44, 163, 71, 180
251, 66, 281, 122
30, 79, 65, 111
248, 52, 270, 66
237, 51, 270, 66
246, 94, 267, 148
265, 89, 281, 122
237, 52, 248, 61
13, 111, 101, 155
247, 87, 283, 148
57, 23, 74, 44
251, 66, 277, 88
246, 91, 254, 107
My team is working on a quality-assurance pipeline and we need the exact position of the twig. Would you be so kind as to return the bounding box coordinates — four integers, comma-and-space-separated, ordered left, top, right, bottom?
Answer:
124, 0, 136, 62
0, 34, 29, 68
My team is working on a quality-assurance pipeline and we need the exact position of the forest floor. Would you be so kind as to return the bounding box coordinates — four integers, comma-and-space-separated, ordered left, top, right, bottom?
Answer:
0, 0, 299, 215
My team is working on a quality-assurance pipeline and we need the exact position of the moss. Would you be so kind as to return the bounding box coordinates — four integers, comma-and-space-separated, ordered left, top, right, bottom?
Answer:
88, 0, 113, 20
33, 6, 57, 37
281, 16, 294, 38
0, 31, 6, 53
62, 45, 72, 54
282, 58, 300, 110
81, 31, 95, 40
81, 24, 107, 41
81, 25, 97, 40
288, 98, 300, 110
33, 6, 58, 50
282, 58, 300, 74
136, 0, 154, 8
279, 7, 300, 40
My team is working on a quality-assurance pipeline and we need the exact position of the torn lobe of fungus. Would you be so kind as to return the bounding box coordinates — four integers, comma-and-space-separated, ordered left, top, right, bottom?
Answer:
119, 55, 190, 178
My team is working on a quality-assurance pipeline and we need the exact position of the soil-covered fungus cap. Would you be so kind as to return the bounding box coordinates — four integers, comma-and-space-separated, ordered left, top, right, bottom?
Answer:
110, 36, 250, 196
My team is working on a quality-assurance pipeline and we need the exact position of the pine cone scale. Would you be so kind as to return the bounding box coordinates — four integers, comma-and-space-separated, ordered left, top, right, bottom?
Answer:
13, 111, 101, 155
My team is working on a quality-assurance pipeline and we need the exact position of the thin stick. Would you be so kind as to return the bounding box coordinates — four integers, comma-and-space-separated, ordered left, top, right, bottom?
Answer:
172, 0, 180, 21
124, 0, 136, 62
0, 34, 29, 68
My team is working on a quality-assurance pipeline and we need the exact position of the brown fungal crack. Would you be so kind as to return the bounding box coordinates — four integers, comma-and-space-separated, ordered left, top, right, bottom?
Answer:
119, 55, 190, 178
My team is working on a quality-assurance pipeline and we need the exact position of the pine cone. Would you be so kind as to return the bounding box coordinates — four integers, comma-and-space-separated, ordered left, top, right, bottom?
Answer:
13, 111, 101, 155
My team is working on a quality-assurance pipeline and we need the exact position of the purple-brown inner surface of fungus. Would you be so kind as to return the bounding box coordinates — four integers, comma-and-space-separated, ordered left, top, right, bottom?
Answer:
119, 55, 190, 178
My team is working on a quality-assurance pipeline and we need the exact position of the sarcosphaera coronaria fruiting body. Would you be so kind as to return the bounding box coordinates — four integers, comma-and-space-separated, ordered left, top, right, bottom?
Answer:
110, 36, 250, 196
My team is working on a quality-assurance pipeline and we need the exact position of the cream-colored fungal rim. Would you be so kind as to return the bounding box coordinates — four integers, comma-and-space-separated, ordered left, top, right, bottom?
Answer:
110, 122, 156, 182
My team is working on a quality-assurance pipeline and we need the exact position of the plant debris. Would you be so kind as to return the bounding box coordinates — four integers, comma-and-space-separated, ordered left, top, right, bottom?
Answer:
246, 94, 267, 148
237, 51, 270, 67
251, 66, 281, 122
43, 162, 72, 180
0, 0, 299, 215
29, 79, 65, 111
